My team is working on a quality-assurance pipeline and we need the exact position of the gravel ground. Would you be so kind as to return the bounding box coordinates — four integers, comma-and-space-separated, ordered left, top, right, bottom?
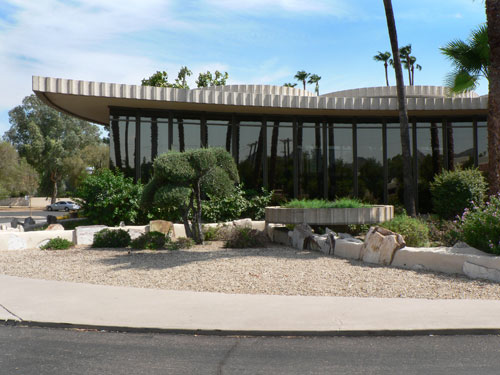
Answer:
1, 242, 500, 299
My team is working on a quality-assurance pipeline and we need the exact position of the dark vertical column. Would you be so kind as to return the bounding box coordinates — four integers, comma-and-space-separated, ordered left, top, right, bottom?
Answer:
293, 117, 299, 198
382, 120, 388, 204
200, 114, 207, 148
322, 120, 328, 199
168, 112, 173, 151
262, 117, 268, 189
412, 119, 418, 212
352, 120, 358, 198
135, 114, 141, 182
447, 121, 455, 171
111, 115, 122, 169
473, 118, 479, 168
151, 116, 158, 161
328, 122, 335, 199
442, 119, 449, 170
231, 114, 238, 163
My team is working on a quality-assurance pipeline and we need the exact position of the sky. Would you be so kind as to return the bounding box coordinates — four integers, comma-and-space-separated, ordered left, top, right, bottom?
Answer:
0, 0, 488, 136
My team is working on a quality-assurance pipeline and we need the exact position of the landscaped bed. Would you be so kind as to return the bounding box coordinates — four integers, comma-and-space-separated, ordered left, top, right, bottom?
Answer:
1, 242, 500, 300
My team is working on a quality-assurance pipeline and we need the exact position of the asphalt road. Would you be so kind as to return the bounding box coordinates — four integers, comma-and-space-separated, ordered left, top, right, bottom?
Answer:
1, 326, 500, 375
0, 208, 51, 225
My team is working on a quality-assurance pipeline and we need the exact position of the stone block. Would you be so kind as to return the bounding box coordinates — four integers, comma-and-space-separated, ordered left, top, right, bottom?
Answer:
289, 223, 314, 250
251, 220, 266, 231
360, 226, 405, 265
7, 234, 27, 250
233, 218, 252, 228
306, 233, 335, 255
73, 225, 107, 245
333, 239, 363, 260
149, 220, 173, 235
463, 261, 500, 283
46, 224, 65, 231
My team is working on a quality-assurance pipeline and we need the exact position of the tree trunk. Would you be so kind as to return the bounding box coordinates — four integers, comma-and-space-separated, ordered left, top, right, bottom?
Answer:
111, 116, 122, 169
182, 194, 193, 239
50, 171, 58, 204
430, 122, 441, 176
178, 118, 185, 152
486, 0, 500, 195
303, 80, 306, 91
151, 116, 158, 161
269, 120, 279, 189
384, 62, 389, 86
192, 181, 204, 244
383, 0, 416, 216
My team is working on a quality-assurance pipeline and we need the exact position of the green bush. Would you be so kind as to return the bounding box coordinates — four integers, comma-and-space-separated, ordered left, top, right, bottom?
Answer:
225, 227, 267, 248
456, 195, 500, 254
430, 168, 487, 219
92, 228, 131, 248
166, 237, 195, 250
75, 169, 143, 226
284, 198, 369, 209
424, 215, 459, 247
130, 231, 168, 250
202, 226, 220, 241
380, 214, 430, 247
40, 237, 73, 250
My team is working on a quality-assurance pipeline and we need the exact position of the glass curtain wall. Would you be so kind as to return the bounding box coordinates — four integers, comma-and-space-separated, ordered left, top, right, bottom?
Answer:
267, 120, 293, 199
331, 125, 353, 198
207, 119, 231, 151
299, 122, 323, 198
357, 124, 383, 203
238, 121, 264, 190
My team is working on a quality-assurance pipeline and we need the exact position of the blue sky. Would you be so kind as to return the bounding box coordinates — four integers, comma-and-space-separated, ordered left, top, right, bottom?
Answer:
0, 0, 487, 136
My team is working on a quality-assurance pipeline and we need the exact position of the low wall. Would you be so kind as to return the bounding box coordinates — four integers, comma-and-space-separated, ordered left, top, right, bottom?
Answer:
265, 205, 394, 225
0, 230, 74, 250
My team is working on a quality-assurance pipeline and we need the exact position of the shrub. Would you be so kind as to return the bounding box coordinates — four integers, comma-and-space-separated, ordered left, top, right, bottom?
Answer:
430, 168, 487, 219
225, 227, 267, 248
40, 237, 73, 250
75, 169, 143, 226
130, 231, 168, 250
456, 195, 500, 255
202, 226, 220, 241
92, 228, 131, 248
166, 237, 195, 250
284, 198, 369, 209
424, 215, 459, 247
380, 214, 430, 247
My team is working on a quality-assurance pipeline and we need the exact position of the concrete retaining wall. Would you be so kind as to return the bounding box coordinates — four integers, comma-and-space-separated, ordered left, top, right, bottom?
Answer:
0, 230, 74, 250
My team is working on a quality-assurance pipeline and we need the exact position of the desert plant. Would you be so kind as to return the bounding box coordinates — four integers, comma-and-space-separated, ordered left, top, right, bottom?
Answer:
75, 169, 143, 226
430, 168, 487, 219
130, 231, 168, 250
166, 237, 195, 250
40, 237, 73, 250
92, 228, 131, 248
423, 215, 459, 247
225, 227, 267, 248
456, 194, 500, 254
380, 214, 430, 247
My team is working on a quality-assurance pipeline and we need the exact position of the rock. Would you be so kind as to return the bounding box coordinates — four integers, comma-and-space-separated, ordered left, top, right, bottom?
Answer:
333, 238, 364, 259
360, 226, 405, 265
305, 233, 335, 255
289, 223, 314, 250
7, 234, 27, 250
149, 220, 173, 235
10, 218, 18, 228
463, 261, 500, 283
337, 232, 353, 239
46, 223, 64, 231
24, 217, 36, 226
73, 225, 107, 245
233, 218, 252, 228
271, 227, 291, 246
46, 215, 58, 225
119, 221, 126, 227
127, 228, 145, 240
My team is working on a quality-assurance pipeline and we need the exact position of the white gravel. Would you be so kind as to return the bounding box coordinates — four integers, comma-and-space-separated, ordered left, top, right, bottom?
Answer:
1, 242, 499, 299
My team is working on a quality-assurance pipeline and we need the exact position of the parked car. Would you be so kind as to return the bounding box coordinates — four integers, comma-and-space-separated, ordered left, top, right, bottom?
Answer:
45, 201, 81, 212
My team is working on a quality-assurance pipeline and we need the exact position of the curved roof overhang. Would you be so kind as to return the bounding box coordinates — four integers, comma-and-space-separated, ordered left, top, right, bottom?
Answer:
33, 76, 488, 126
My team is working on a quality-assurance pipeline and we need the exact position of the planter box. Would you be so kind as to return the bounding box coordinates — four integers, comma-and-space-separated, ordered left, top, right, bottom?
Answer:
265, 205, 394, 225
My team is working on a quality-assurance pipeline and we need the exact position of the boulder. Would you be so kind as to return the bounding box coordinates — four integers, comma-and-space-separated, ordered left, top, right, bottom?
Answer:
73, 225, 107, 245
24, 217, 36, 226
46, 223, 65, 231
46, 215, 58, 225
360, 226, 405, 265
333, 238, 364, 259
10, 218, 19, 228
463, 261, 500, 283
233, 218, 252, 228
305, 232, 336, 255
149, 220, 173, 235
289, 223, 314, 250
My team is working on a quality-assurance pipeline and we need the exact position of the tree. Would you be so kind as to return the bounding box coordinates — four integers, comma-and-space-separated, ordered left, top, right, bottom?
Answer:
175, 66, 193, 89
398, 44, 422, 86
4, 95, 103, 203
486, 1, 500, 195
373, 51, 392, 86
440, 24, 489, 93
196, 70, 229, 87
382, 0, 416, 216
294, 70, 310, 90
141, 71, 170, 87
283, 83, 297, 88
0, 141, 38, 199
142, 148, 239, 244
308, 74, 322, 95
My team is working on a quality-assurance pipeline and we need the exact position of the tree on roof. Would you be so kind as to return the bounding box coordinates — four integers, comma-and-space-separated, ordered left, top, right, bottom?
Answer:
294, 70, 310, 91
373, 51, 392, 86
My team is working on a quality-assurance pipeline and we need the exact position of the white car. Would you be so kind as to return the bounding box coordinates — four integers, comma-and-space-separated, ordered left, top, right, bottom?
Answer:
45, 201, 81, 212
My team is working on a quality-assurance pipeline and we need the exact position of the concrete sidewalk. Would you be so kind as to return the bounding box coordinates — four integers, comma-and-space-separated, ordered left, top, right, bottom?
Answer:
1, 274, 500, 336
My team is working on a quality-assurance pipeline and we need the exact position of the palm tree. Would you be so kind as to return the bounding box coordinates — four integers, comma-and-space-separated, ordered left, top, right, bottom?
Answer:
440, 24, 489, 93
373, 51, 392, 86
382, 0, 416, 216
308, 74, 321, 95
408, 56, 422, 85
399, 44, 413, 85
283, 83, 297, 88
294, 71, 310, 91
485, 2, 500, 195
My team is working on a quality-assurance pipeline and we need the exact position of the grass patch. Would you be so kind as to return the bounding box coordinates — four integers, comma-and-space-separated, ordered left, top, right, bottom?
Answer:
284, 198, 370, 209
40, 237, 73, 250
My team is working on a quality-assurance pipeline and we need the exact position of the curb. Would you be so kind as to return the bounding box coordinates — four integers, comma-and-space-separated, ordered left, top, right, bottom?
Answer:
4, 319, 500, 337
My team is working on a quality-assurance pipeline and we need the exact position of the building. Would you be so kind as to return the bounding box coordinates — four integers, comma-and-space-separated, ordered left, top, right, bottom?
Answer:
33, 76, 488, 212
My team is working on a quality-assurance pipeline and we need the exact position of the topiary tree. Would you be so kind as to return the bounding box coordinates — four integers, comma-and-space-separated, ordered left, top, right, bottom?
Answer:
142, 148, 239, 244
430, 168, 487, 220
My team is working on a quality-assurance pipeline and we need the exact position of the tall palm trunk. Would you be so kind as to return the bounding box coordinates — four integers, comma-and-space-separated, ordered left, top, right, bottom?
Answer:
384, 62, 389, 86
151, 116, 158, 161
111, 116, 122, 169
430, 122, 441, 176
447, 125, 455, 171
383, 0, 416, 216
269, 120, 279, 189
486, 0, 500, 195
302, 80, 306, 90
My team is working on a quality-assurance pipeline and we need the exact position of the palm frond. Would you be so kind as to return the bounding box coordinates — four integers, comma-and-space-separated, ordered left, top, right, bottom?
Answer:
444, 70, 479, 93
